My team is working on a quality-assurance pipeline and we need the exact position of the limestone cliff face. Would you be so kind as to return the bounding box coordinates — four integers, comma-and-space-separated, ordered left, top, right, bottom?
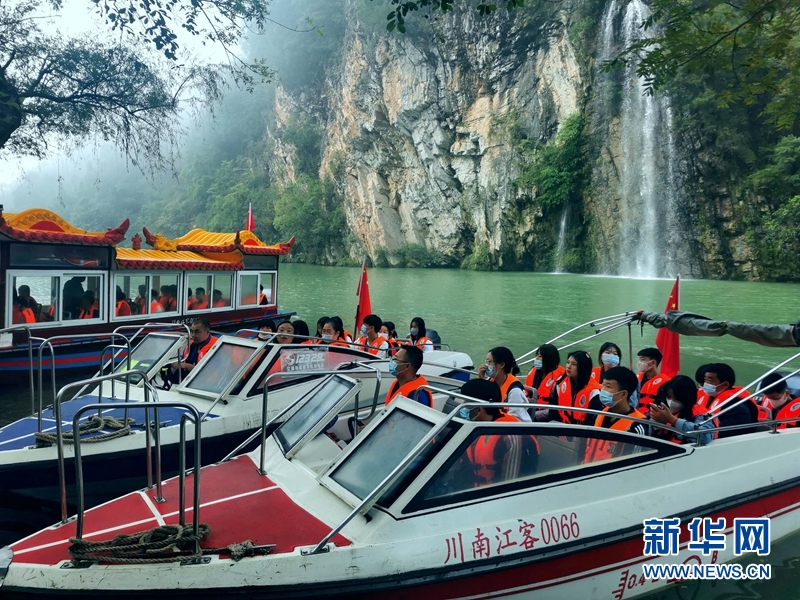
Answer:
272, 2, 585, 268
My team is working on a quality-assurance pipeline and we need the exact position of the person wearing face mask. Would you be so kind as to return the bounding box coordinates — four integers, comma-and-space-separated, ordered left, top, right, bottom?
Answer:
319, 319, 351, 347
385, 345, 432, 407
523, 343, 565, 403
551, 350, 602, 425
703, 363, 759, 438
649, 375, 715, 445
354, 314, 390, 358
758, 372, 800, 428
408, 317, 434, 353
636, 348, 673, 417
585, 367, 647, 462
316, 316, 330, 341
457, 379, 540, 487
256, 319, 277, 341
591, 342, 623, 383
380, 321, 401, 354
477, 347, 531, 422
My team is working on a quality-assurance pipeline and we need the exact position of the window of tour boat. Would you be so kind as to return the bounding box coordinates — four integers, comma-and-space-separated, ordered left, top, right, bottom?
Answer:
274, 374, 361, 458
182, 339, 261, 396
6, 271, 106, 325
407, 424, 684, 511
186, 273, 233, 311
113, 273, 180, 319
237, 272, 277, 308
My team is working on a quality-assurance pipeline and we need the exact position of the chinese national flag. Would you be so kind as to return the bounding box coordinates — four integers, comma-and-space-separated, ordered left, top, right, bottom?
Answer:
354, 257, 372, 334
656, 275, 680, 376
245, 202, 256, 232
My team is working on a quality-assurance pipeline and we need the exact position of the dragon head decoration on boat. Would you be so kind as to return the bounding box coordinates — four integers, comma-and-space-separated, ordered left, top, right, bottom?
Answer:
142, 227, 179, 251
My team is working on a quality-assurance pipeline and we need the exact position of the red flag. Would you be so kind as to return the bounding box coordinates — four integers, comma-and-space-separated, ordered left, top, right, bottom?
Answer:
354, 257, 372, 334
656, 275, 680, 376
245, 202, 256, 232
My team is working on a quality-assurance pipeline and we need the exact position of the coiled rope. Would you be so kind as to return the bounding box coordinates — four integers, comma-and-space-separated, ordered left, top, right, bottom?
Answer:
34, 415, 136, 447
69, 524, 259, 564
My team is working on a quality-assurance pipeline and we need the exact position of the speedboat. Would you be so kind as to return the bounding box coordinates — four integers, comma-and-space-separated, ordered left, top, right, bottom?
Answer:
0, 331, 472, 508
2, 379, 798, 599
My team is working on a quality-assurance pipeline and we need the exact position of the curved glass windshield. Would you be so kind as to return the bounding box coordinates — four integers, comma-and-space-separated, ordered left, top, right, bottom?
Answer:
186, 342, 257, 394
115, 334, 180, 374
250, 345, 369, 394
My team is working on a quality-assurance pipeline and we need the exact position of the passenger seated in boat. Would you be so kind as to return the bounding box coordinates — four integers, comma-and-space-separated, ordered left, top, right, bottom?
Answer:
585, 367, 647, 462
63, 276, 85, 318
167, 318, 218, 380
380, 321, 401, 354
149, 289, 164, 313
407, 317, 434, 353
758, 373, 800, 429
319, 319, 351, 348
12, 297, 36, 324
478, 347, 531, 422
649, 375, 715, 445
386, 345, 432, 407
459, 379, 539, 487
293, 320, 314, 344
115, 287, 132, 317
315, 316, 330, 341
257, 319, 276, 341
190, 287, 208, 310
211, 289, 226, 308
17, 285, 38, 312
275, 320, 296, 344
591, 342, 622, 384
135, 284, 148, 314
78, 292, 99, 319
355, 314, 390, 358
524, 343, 565, 406
703, 363, 759, 438
546, 350, 602, 426
636, 348, 672, 417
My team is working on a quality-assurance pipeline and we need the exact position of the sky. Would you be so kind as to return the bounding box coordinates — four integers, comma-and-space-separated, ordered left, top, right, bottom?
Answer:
0, 0, 234, 192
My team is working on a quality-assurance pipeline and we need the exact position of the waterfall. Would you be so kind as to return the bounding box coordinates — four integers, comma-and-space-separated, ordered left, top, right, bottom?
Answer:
598, 0, 683, 279
554, 208, 568, 273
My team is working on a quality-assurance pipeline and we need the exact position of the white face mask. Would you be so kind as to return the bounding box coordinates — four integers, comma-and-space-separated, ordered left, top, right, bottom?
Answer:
360, 325, 368, 337
602, 353, 620, 367
637, 360, 652, 373
257, 332, 271, 341
702, 382, 720, 397
770, 393, 790, 408
667, 400, 683, 414
378, 332, 389, 339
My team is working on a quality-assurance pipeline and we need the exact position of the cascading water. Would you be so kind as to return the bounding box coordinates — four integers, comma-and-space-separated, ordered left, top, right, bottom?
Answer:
554, 208, 568, 273
597, 0, 683, 278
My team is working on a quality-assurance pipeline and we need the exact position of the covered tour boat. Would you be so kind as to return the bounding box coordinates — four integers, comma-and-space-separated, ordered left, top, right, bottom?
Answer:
2, 363, 798, 599
0, 206, 294, 377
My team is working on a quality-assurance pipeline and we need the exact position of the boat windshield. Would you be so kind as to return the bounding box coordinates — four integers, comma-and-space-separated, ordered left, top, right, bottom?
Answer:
249, 345, 370, 395
114, 334, 180, 375
328, 409, 435, 501
185, 341, 259, 395
274, 375, 359, 456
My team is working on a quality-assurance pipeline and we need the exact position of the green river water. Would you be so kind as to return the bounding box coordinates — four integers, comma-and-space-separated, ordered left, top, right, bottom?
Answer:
1, 264, 800, 597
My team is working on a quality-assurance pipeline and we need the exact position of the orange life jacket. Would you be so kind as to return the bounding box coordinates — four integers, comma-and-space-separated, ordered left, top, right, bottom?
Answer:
181, 335, 218, 364
759, 397, 800, 429
708, 387, 758, 426
524, 365, 566, 400
355, 336, 389, 356
411, 336, 433, 351
79, 301, 99, 319
590, 366, 602, 382
150, 301, 164, 314
465, 415, 539, 485
637, 372, 673, 416
21, 307, 36, 323
584, 407, 646, 462
259, 291, 269, 305
556, 377, 601, 424
385, 375, 432, 407
116, 300, 132, 317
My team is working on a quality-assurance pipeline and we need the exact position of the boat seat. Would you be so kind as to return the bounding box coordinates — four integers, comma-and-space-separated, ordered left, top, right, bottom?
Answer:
534, 435, 583, 473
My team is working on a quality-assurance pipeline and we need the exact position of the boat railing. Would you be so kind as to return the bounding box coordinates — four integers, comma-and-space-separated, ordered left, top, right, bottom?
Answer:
517, 311, 640, 368
71, 397, 202, 556
37, 333, 133, 433
0, 326, 46, 417
110, 322, 192, 384
699, 349, 800, 426
50, 369, 157, 523
354, 357, 481, 378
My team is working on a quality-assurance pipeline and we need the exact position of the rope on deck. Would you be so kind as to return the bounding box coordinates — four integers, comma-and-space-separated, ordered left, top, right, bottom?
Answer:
34, 415, 136, 447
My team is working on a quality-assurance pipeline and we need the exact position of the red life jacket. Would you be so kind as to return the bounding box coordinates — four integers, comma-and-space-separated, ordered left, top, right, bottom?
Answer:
708, 387, 758, 425
181, 335, 218, 364
355, 336, 389, 356
150, 301, 164, 314
524, 365, 566, 400
465, 415, 539, 485
411, 336, 434, 351
760, 397, 800, 429
590, 366, 602, 382
79, 301, 99, 319
385, 375, 432, 407
556, 377, 601, 424
21, 307, 36, 323
584, 407, 646, 462
494, 374, 524, 403
116, 300, 132, 317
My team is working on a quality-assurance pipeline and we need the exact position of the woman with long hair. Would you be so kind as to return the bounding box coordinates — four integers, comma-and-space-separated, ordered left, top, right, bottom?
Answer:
591, 341, 622, 383
408, 316, 434, 353
477, 346, 531, 422
524, 343, 565, 402
548, 350, 602, 426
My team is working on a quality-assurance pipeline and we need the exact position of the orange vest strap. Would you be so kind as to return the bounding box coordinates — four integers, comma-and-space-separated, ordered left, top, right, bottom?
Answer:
385, 376, 431, 407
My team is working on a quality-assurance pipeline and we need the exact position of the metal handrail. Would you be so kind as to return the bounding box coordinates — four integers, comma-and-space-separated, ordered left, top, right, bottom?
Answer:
0, 326, 45, 416
112, 322, 192, 386
199, 341, 272, 421
37, 333, 133, 433
701, 350, 800, 424
52, 369, 150, 522
518, 315, 637, 367
96, 344, 132, 423
233, 330, 399, 354
72, 399, 202, 555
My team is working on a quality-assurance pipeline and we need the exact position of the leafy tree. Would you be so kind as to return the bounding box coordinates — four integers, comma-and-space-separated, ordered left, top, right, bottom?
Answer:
1, 0, 276, 166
